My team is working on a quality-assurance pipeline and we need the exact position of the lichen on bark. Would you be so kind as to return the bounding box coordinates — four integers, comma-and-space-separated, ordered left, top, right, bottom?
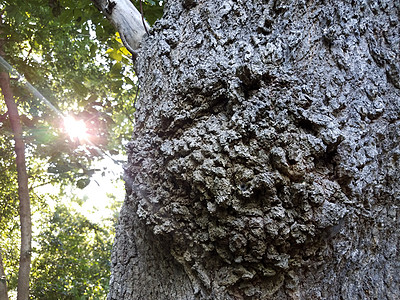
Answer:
108, 0, 400, 299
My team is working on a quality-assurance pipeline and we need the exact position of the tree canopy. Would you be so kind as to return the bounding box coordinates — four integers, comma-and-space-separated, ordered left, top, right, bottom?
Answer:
0, 0, 163, 297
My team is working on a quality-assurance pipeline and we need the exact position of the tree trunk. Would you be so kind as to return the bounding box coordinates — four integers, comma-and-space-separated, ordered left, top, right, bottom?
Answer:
0, 248, 9, 300
0, 67, 32, 300
109, 0, 400, 299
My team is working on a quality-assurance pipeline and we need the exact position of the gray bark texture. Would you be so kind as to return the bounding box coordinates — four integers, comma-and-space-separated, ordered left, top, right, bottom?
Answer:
108, 0, 400, 299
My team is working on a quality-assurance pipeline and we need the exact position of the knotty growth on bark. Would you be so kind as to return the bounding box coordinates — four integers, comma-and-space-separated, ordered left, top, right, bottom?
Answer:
109, 1, 400, 299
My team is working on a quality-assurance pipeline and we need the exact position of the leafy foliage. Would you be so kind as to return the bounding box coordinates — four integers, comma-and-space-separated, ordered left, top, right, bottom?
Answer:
0, 0, 164, 297
1, 0, 163, 181
0, 0, 164, 188
30, 203, 115, 299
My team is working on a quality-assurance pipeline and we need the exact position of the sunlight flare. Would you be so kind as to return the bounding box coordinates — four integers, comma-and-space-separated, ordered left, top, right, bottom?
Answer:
63, 115, 89, 141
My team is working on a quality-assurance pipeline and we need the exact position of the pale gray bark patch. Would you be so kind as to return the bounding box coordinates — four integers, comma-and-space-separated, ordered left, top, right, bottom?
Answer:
109, 0, 400, 299
91, 0, 149, 52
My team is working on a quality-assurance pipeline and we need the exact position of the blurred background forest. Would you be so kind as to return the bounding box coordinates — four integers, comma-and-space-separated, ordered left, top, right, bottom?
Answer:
0, 0, 163, 298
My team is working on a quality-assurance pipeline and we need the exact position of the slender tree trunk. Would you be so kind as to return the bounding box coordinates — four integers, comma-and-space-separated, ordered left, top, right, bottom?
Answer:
0, 63, 32, 300
108, 0, 400, 299
0, 248, 9, 300
0, 14, 10, 300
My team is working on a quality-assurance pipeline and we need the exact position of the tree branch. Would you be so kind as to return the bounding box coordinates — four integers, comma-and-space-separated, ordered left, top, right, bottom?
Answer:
91, 0, 150, 53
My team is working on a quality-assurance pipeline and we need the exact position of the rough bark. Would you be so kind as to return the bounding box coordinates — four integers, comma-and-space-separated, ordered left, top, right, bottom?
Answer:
109, 0, 400, 299
0, 67, 32, 300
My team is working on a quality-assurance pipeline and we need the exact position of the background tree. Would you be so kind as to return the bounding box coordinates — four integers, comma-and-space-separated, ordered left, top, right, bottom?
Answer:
0, 0, 163, 298
108, 0, 400, 299
0, 60, 31, 300
0, 116, 19, 300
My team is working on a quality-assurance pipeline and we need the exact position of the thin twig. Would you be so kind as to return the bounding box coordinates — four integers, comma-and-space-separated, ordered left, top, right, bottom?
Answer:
140, 0, 149, 36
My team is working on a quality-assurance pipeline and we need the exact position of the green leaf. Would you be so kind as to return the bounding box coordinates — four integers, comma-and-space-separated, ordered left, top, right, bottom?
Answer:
90, 44, 98, 57
110, 62, 122, 77
76, 178, 90, 189
107, 49, 123, 62
59, 8, 74, 24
